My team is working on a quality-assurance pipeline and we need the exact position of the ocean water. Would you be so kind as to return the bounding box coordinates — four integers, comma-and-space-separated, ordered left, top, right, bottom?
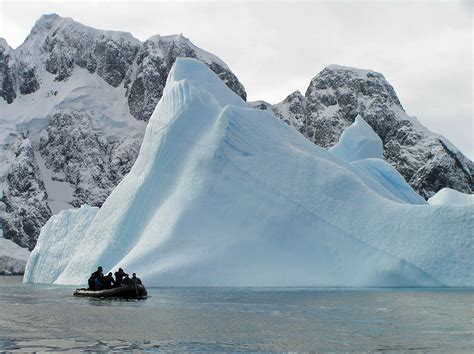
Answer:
0, 276, 473, 351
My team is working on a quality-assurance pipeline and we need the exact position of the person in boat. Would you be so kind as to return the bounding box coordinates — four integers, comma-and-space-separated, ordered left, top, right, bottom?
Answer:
122, 273, 131, 286
114, 268, 125, 287
131, 273, 142, 285
102, 272, 115, 289
88, 266, 103, 290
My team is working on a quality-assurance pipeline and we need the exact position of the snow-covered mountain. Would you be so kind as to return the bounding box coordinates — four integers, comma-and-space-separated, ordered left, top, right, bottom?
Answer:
25, 59, 473, 287
253, 65, 473, 199
0, 14, 246, 251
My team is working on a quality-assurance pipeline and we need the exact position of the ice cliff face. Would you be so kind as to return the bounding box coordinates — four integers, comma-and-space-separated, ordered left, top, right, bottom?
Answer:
260, 65, 473, 199
24, 59, 474, 287
0, 14, 246, 251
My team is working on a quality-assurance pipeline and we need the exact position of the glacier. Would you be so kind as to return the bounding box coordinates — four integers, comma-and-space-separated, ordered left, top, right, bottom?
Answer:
25, 58, 474, 287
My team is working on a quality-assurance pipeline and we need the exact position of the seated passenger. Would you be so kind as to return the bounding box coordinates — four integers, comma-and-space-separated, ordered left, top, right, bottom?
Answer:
88, 266, 103, 290
114, 268, 125, 287
102, 272, 115, 289
131, 273, 142, 285
122, 273, 131, 286
95, 273, 105, 290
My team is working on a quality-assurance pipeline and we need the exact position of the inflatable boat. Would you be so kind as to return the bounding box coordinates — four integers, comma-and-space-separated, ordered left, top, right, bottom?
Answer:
73, 283, 148, 299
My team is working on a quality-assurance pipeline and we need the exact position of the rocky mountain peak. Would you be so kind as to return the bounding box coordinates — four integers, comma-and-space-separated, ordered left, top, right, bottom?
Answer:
283, 90, 304, 103
31, 13, 63, 31
264, 64, 473, 199
306, 64, 402, 115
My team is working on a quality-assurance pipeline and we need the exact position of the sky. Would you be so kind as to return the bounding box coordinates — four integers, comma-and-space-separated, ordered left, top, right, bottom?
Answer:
0, 0, 472, 159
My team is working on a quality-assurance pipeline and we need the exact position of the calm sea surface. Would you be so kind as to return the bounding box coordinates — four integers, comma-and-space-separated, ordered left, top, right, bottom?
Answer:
0, 276, 473, 351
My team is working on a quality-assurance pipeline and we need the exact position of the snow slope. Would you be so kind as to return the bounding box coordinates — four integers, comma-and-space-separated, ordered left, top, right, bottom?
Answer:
428, 188, 474, 206
25, 59, 474, 287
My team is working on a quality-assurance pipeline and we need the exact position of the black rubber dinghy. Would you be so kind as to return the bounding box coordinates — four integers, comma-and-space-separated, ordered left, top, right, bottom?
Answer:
74, 284, 148, 299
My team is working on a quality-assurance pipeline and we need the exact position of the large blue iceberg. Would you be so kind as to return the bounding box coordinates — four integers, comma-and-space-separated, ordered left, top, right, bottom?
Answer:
25, 59, 473, 287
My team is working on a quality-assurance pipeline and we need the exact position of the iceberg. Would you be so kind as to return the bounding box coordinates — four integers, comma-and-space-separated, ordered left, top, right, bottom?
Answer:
25, 58, 474, 287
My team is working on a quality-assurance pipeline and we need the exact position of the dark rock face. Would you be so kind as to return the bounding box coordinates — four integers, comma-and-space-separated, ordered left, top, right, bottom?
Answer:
267, 65, 473, 199
42, 21, 139, 85
304, 66, 402, 148
0, 43, 17, 103
126, 37, 246, 121
19, 67, 40, 95
39, 112, 141, 207
207, 62, 247, 102
126, 39, 172, 122
272, 91, 306, 131
1, 135, 51, 250
94, 39, 139, 87
3, 15, 247, 122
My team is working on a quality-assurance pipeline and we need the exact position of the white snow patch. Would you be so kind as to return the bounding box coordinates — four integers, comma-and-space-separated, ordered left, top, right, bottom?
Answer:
34, 151, 75, 214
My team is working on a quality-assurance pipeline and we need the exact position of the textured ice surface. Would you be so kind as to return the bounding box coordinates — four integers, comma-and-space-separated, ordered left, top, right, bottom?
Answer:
25, 59, 474, 287
428, 188, 474, 206
24, 205, 98, 283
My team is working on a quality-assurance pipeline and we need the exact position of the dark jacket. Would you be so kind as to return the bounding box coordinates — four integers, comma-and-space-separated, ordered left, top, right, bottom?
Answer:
91, 270, 103, 279
131, 276, 142, 285
102, 275, 115, 289
114, 271, 124, 286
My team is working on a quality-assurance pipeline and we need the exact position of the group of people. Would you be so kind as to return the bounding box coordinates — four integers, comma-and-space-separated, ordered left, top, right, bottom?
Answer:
88, 266, 142, 291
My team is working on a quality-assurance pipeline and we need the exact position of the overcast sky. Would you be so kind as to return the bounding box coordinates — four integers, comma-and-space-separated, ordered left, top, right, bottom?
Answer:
1, 0, 472, 158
